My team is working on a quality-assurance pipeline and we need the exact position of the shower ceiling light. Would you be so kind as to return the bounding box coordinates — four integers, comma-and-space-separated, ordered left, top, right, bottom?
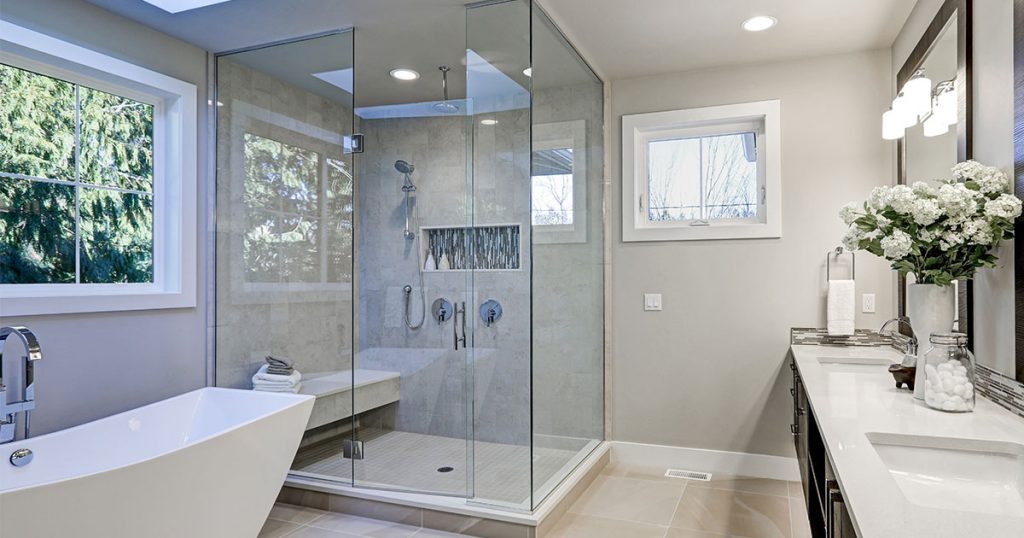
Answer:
141, 0, 230, 13
390, 68, 420, 81
742, 16, 777, 32
480, 119, 499, 126
523, 67, 532, 77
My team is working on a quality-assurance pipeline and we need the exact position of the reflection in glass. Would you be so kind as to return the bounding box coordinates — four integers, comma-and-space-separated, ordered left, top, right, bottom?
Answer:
79, 187, 154, 283
0, 178, 76, 283
532, 148, 573, 225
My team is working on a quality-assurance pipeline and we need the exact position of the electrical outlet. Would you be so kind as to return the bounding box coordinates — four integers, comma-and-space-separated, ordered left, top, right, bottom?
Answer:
862, 293, 876, 313
643, 293, 662, 311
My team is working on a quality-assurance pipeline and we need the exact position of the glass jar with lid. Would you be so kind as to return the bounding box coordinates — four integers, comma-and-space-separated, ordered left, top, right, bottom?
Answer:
922, 332, 975, 412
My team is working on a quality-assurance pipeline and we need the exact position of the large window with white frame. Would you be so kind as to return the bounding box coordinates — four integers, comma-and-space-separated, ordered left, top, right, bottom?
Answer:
0, 21, 197, 316
622, 100, 781, 242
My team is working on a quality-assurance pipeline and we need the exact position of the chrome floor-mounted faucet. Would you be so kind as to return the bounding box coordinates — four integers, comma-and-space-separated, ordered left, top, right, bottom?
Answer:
1, 326, 42, 444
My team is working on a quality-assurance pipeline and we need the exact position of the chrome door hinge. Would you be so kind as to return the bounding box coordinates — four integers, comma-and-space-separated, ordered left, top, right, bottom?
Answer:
345, 133, 365, 154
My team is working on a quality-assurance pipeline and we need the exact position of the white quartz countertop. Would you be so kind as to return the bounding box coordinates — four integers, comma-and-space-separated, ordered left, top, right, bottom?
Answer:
790, 344, 1024, 538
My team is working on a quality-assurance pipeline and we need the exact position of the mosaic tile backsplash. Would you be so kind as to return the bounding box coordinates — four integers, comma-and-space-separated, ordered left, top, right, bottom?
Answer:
791, 327, 1024, 419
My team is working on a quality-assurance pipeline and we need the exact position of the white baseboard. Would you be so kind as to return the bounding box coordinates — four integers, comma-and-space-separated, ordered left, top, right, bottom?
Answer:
609, 441, 800, 482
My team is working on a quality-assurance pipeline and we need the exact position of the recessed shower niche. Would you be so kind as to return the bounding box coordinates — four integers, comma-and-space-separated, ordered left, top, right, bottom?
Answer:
421, 225, 521, 272
213, 0, 605, 513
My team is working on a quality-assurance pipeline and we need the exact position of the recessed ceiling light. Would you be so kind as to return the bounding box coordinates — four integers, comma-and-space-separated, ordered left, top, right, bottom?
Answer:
742, 16, 777, 32
523, 67, 532, 77
141, 0, 230, 13
480, 119, 499, 126
390, 68, 420, 81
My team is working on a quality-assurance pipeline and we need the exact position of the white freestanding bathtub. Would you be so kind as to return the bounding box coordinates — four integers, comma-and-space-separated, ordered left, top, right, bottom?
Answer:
0, 387, 314, 538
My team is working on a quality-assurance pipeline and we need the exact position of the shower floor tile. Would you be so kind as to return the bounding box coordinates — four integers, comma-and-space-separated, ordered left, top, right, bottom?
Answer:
291, 428, 585, 507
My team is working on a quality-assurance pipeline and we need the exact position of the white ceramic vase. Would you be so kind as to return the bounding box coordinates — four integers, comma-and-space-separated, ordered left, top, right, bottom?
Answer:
906, 283, 956, 400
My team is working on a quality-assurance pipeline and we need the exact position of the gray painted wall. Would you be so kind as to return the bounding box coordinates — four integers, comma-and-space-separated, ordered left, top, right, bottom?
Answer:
0, 0, 210, 435
607, 50, 897, 457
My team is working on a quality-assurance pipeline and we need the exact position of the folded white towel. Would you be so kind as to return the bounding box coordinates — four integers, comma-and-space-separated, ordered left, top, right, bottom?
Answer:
253, 382, 303, 394
827, 279, 856, 336
252, 364, 301, 388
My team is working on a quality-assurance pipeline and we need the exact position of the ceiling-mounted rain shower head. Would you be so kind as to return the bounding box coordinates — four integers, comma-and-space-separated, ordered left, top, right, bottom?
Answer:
432, 66, 460, 114
395, 160, 415, 175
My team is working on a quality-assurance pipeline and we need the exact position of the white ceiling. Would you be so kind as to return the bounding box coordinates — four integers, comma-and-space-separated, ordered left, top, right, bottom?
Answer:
84, 0, 917, 103
540, 0, 918, 80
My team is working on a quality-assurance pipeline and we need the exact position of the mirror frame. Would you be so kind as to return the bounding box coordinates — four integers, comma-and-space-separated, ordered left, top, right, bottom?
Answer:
1015, 0, 1024, 381
896, 0, 973, 345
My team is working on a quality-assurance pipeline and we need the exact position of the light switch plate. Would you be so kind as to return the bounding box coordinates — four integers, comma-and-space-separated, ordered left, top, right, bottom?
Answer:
644, 293, 662, 311
862, 293, 876, 313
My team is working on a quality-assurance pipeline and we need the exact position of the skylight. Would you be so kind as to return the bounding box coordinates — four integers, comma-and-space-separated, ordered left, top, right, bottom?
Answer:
141, 0, 231, 13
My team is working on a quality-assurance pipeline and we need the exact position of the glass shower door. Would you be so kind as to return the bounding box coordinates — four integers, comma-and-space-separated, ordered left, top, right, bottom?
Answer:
214, 31, 358, 483
349, 36, 474, 496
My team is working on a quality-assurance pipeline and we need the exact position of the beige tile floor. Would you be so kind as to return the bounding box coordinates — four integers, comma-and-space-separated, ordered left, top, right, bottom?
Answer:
261, 463, 812, 538
259, 503, 467, 538
546, 463, 812, 538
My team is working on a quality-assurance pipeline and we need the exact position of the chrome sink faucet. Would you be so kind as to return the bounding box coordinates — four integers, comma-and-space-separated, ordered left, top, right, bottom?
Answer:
0, 326, 42, 444
879, 317, 918, 357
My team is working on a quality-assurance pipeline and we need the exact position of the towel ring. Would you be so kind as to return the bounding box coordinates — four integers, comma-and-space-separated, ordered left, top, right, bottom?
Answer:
826, 246, 855, 281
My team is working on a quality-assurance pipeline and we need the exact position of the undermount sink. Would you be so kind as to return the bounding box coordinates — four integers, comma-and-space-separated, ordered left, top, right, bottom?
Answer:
816, 355, 896, 366
867, 432, 1024, 517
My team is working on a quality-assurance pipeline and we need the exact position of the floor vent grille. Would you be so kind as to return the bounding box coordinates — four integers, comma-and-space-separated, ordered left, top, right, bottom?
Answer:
664, 469, 712, 481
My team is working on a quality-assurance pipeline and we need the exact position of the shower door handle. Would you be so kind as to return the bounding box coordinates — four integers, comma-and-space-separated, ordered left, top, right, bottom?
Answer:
454, 301, 467, 350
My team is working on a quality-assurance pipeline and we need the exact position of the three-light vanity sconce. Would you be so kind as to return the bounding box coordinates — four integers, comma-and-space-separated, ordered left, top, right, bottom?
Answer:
882, 69, 958, 140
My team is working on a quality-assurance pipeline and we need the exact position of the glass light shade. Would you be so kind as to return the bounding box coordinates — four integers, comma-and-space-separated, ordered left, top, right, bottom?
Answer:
891, 95, 917, 129
882, 110, 905, 140
938, 87, 958, 126
903, 74, 933, 118
923, 113, 949, 137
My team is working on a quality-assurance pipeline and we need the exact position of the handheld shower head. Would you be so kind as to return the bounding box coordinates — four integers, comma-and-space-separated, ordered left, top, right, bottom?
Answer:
395, 160, 415, 175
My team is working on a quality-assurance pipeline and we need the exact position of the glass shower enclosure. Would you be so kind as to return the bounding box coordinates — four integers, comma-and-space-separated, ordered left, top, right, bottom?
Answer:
213, 0, 604, 512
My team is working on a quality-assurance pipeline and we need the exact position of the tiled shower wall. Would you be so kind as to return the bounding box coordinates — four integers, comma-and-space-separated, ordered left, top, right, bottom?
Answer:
215, 59, 354, 389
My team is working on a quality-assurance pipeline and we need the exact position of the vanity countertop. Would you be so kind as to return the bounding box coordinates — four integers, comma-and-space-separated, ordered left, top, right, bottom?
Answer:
790, 344, 1024, 538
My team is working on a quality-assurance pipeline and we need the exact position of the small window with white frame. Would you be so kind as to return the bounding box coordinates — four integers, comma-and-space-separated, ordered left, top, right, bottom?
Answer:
532, 119, 587, 244
0, 21, 197, 316
622, 100, 781, 241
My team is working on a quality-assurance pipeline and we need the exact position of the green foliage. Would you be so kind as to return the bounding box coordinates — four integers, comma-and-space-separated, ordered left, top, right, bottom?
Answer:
1, 63, 154, 284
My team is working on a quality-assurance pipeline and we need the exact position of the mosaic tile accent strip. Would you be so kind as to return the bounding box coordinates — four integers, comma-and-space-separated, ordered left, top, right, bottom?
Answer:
790, 328, 894, 347
975, 364, 1024, 419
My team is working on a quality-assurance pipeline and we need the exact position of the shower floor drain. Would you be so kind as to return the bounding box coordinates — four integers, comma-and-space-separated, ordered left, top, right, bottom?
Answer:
437, 466, 455, 473
664, 469, 712, 481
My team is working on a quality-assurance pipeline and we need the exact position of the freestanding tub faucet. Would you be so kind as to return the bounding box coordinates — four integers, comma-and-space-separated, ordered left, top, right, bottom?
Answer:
0, 326, 42, 444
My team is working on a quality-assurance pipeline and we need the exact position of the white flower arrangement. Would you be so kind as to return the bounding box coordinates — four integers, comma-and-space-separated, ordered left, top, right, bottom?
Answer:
841, 160, 1022, 286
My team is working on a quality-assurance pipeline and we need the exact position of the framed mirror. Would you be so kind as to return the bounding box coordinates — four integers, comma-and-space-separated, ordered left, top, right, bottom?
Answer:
896, 0, 972, 346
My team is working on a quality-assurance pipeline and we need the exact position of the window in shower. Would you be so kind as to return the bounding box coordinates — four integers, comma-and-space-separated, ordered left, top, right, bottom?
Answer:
242, 131, 353, 287
532, 148, 573, 225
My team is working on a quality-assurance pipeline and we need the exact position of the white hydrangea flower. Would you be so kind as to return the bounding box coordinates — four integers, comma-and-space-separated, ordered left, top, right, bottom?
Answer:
974, 166, 1010, 195
962, 219, 994, 245
951, 160, 985, 181
868, 186, 890, 210
887, 185, 917, 214
880, 229, 913, 260
984, 193, 1023, 220
910, 198, 942, 226
918, 229, 934, 242
842, 226, 863, 251
864, 229, 881, 240
839, 202, 860, 225
875, 214, 892, 228
936, 183, 979, 223
911, 181, 936, 197
939, 230, 965, 251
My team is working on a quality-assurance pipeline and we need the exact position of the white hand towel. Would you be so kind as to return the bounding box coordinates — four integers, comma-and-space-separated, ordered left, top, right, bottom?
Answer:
827, 279, 856, 336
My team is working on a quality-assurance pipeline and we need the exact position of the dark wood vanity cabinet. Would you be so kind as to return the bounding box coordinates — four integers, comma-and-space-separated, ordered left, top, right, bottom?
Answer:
790, 357, 859, 538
